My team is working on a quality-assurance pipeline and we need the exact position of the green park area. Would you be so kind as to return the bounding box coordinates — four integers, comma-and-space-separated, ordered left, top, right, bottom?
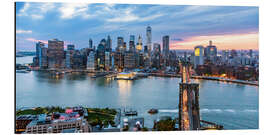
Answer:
16, 107, 117, 127
86, 108, 117, 127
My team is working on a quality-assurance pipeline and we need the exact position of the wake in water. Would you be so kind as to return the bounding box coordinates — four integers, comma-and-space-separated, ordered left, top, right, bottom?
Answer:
158, 109, 258, 113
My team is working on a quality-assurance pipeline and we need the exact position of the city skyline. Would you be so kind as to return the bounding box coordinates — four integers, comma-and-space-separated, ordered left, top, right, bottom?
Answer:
16, 2, 258, 51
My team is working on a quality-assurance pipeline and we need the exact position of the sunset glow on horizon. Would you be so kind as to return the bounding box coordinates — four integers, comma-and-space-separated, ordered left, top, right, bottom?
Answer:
170, 32, 258, 50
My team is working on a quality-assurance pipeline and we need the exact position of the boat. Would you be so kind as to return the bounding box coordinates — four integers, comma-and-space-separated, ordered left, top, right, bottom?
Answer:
148, 108, 158, 114
124, 109, 138, 116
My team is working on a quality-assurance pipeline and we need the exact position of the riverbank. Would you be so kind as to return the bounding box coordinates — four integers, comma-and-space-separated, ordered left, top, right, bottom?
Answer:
191, 76, 258, 86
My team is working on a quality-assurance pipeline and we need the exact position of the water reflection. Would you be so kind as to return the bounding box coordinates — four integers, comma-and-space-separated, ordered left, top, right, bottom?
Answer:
117, 80, 132, 96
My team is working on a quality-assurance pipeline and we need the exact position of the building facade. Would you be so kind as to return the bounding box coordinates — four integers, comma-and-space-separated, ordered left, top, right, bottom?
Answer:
194, 45, 204, 68
48, 39, 65, 69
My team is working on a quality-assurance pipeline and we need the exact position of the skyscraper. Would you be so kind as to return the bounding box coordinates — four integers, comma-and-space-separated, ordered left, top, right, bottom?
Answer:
117, 37, 124, 53
97, 42, 105, 70
205, 40, 217, 62
65, 44, 75, 69
87, 50, 96, 71
153, 43, 161, 69
47, 39, 65, 69
194, 45, 204, 68
35, 42, 45, 67
106, 35, 112, 52
105, 51, 111, 71
89, 38, 93, 49
130, 35, 135, 42
38, 46, 48, 69
136, 35, 143, 52
129, 35, 135, 52
162, 35, 170, 66
146, 26, 152, 54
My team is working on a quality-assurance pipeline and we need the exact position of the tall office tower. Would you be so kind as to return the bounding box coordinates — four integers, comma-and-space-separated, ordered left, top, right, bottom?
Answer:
249, 49, 253, 58
65, 45, 75, 69
162, 35, 170, 65
105, 51, 111, 71
205, 40, 217, 62
129, 35, 135, 52
194, 45, 204, 68
153, 43, 161, 53
38, 46, 48, 69
35, 42, 45, 67
87, 50, 96, 71
124, 51, 136, 69
106, 35, 112, 52
146, 26, 152, 54
114, 52, 124, 72
65, 50, 72, 69
123, 42, 127, 52
153, 43, 161, 69
89, 38, 93, 49
47, 39, 65, 69
221, 50, 229, 63
144, 45, 148, 54
136, 35, 143, 52
97, 43, 105, 71
117, 37, 124, 53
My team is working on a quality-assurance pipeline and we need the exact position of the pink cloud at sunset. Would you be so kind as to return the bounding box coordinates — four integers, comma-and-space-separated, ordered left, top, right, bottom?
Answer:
171, 32, 258, 50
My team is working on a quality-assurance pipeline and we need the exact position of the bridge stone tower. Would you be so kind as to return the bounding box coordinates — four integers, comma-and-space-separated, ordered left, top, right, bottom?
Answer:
178, 61, 200, 130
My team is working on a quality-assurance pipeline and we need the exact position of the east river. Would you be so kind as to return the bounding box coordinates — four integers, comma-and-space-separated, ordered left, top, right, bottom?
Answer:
16, 56, 259, 129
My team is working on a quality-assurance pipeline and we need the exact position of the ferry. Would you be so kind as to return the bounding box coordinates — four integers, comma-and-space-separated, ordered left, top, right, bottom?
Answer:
115, 72, 137, 80
124, 109, 138, 116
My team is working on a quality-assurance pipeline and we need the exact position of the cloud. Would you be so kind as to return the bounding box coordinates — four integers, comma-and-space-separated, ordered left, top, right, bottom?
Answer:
26, 38, 48, 44
16, 29, 32, 34
17, 2, 55, 20
106, 7, 163, 23
58, 3, 92, 19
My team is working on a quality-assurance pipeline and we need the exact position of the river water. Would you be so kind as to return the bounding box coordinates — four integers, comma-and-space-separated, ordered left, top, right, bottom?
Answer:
16, 56, 259, 129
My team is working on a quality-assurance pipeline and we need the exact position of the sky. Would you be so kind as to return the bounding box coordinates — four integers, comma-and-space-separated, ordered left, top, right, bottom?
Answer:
16, 2, 259, 51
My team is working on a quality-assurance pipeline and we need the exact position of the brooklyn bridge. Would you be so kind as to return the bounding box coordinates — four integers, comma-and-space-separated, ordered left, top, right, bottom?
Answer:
178, 60, 223, 130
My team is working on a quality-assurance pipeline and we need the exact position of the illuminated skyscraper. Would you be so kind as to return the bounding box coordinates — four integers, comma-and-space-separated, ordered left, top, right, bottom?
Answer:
136, 35, 143, 52
194, 45, 204, 68
117, 37, 124, 53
